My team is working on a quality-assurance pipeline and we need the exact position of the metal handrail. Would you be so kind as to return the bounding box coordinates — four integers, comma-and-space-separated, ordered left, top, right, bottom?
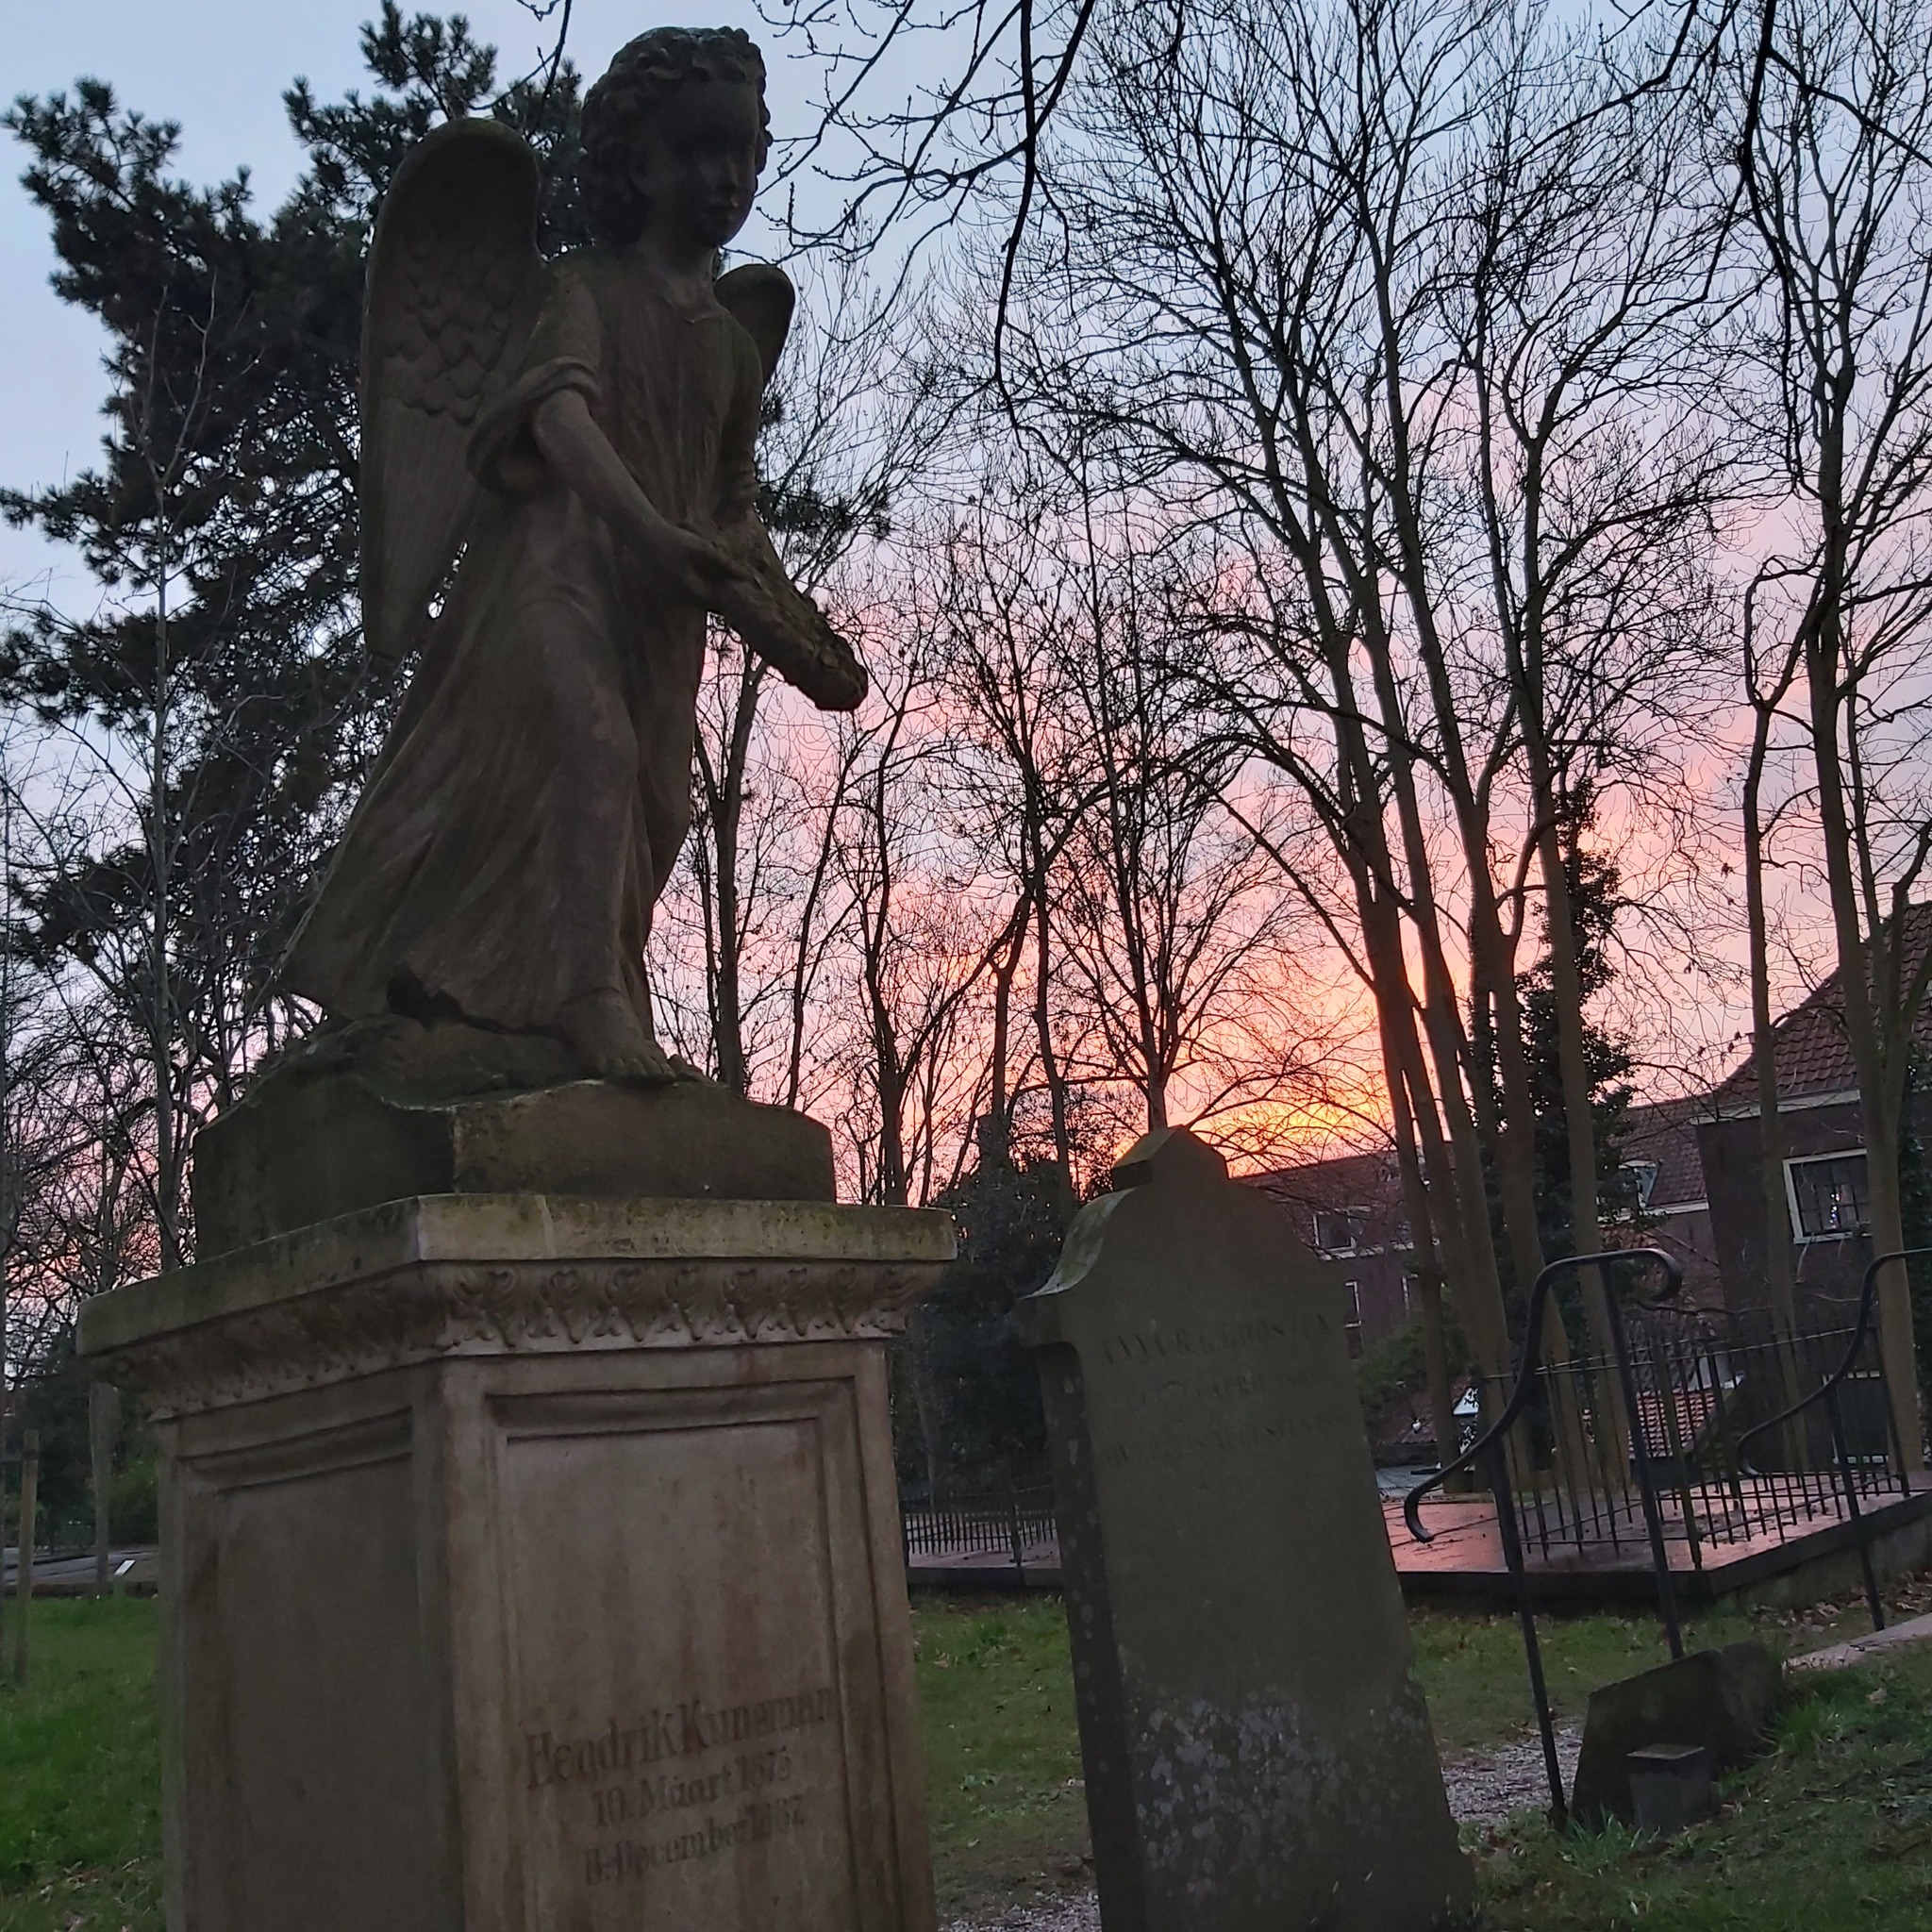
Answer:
1401, 1246, 1683, 1826
1734, 1246, 1930, 1631
1403, 1246, 1684, 1539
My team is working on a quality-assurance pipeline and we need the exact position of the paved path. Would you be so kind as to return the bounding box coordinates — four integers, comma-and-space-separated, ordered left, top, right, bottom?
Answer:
1, 1546, 158, 1594
1789, 1608, 1932, 1673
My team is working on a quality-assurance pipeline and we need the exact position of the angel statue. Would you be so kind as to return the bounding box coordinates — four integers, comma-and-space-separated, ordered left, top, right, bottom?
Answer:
284, 26, 863, 1086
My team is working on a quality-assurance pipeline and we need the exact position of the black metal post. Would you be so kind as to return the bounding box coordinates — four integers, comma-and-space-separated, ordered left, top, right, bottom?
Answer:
1487, 1438, 1568, 1826
1600, 1285, 1685, 1661
1823, 1385, 1885, 1631
1405, 1248, 1683, 1829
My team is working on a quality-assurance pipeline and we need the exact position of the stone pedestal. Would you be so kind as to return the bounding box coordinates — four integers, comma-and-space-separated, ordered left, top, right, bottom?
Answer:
77, 1192, 952, 1932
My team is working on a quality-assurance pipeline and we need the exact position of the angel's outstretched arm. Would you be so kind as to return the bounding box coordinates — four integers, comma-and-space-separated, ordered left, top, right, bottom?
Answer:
529, 390, 743, 608
710, 503, 868, 711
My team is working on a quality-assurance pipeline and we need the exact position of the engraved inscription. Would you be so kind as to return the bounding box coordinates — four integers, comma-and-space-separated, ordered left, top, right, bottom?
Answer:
1094, 1309, 1345, 1474
581, 1795, 807, 1885
524, 1685, 839, 1891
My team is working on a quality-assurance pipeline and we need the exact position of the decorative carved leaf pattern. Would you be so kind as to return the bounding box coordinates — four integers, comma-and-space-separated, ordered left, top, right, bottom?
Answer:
101, 1257, 941, 1416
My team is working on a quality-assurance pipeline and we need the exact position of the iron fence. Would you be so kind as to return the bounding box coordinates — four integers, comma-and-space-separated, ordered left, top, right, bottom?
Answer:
1476, 1301, 1907, 1569
899, 1480, 1057, 1578
1408, 1246, 1924, 1824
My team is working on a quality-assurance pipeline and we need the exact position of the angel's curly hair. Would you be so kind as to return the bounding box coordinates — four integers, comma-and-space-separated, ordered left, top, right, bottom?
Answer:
579, 27, 772, 247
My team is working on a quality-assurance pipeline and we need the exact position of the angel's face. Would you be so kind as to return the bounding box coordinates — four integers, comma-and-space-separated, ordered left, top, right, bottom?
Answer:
634, 78, 763, 257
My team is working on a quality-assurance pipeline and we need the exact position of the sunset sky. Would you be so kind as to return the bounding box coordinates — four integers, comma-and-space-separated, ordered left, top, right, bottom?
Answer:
0, 2, 1867, 1150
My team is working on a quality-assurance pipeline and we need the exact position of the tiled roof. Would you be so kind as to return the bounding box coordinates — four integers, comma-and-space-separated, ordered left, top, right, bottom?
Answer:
1710, 903, 1932, 1109
1619, 1098, 1709, 1209
1247, 1147, 1409, 1251
1255, 1107, 1708, 1233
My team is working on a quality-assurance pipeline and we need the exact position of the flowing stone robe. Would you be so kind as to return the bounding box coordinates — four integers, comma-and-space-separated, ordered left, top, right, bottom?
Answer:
288, 248, 765, 1036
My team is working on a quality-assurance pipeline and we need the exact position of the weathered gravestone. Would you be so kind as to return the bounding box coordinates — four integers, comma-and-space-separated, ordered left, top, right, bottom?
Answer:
1570, 1641, 1781, 1827
1019, 1128, 1472, 1930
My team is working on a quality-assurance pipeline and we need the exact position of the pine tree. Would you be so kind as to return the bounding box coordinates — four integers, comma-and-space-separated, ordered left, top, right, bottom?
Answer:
1516, 834, 1638, 1264
1, 10, 585, 1258
1476, 812, 1637, 1294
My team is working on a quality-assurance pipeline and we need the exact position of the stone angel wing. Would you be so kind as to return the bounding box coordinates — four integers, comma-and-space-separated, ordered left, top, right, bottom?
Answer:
708, 264, 868, 712
360, 120, 545, 664
715, 262, 795, 384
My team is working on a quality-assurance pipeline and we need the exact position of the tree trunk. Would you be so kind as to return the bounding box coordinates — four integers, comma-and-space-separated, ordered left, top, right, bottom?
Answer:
150, 535, 181, 1271
1806, 614, 1924, 1467
701, 653, 767, 1097
1030, 889, 1074, 1190
1326, 627, 1516, 1379
12, 1429, 36, 1686
92, 1382, 117, 1598
1743, 697, 1801, 1340
1862, 1105, 1920, 1464
1529, 808, 1631, 1479
1389, 1047, 1459, 1465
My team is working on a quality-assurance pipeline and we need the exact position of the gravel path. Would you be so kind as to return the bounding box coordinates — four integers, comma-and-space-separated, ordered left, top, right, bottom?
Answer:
943, 1730, 1582, 1929
1441, 1724, 1582, 1826
944, 1900, 1100, 1932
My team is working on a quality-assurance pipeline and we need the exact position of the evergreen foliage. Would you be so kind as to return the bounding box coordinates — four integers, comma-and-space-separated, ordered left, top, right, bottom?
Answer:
1478, 808, 1640, 1296
900, 1151, 1072, 1486
0, 8, 591, 1502
0, 8, 587, 1147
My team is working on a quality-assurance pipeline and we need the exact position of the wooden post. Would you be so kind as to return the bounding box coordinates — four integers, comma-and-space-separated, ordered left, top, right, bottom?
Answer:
12, 1429, 36, 1686
92, 1382, 117, 1599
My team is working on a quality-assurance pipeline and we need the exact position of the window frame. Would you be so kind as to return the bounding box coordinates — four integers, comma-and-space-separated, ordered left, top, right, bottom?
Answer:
1313, 1206, 1370, 1256
1784, 1149, 1871, 1243
1623, 1158, 1660, 1211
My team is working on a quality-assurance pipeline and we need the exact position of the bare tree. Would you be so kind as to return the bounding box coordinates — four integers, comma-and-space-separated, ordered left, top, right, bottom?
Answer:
1726, 0, 1932, 1462
820, 658, 997, 1205
677, 263, 945, 1094
965, 0, 1737, 1451
920, 477, 1091, 1175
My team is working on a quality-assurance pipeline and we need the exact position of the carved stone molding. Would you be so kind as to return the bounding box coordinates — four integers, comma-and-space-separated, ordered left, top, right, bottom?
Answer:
100, 1254, 944, 1418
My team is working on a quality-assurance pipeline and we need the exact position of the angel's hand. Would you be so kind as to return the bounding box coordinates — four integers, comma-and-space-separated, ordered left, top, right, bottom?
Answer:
640, 522, 746, 608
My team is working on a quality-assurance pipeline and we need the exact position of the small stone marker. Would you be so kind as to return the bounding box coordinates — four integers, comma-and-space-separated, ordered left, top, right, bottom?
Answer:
1019, 1129, 1471, 1930
1626, 1743, 1716, 1835
1571, 1641, 1779, 1826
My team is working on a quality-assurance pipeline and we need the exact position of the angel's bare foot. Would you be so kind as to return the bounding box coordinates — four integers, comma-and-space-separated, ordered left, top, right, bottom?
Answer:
558, 989, 677, 1085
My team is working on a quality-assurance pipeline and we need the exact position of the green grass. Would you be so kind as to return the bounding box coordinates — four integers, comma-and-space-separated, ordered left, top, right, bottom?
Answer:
1411, 1606, 1773, 1757
1412, 1585, 1928, 1758
910, 1598, 1089, 1913
1479, 1648, 1932, 1929
0, 1598, 161, 1932
3, 1587, 1929, 1926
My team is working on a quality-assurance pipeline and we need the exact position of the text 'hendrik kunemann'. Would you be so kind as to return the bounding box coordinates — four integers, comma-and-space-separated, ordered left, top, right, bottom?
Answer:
525, 1687, 838, 1791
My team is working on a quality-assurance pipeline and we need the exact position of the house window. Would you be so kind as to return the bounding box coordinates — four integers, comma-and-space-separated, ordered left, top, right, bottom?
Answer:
1314, 1208, 1367, 1255
1344, 1279, 1363, 1357
1787, 1152, 1870, 1241
1623, 1160, 1659, 1211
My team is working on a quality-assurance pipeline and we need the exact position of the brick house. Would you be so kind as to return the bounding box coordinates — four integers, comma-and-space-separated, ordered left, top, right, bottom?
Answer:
1253, 1101, 1721, 1356
1247, 1149, 1415, 1355
1694, 907, 1932, 1321
1614, 1097, 1723, 1304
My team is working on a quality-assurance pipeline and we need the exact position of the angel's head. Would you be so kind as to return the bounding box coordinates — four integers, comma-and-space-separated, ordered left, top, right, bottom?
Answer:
581, 27, 772, 257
